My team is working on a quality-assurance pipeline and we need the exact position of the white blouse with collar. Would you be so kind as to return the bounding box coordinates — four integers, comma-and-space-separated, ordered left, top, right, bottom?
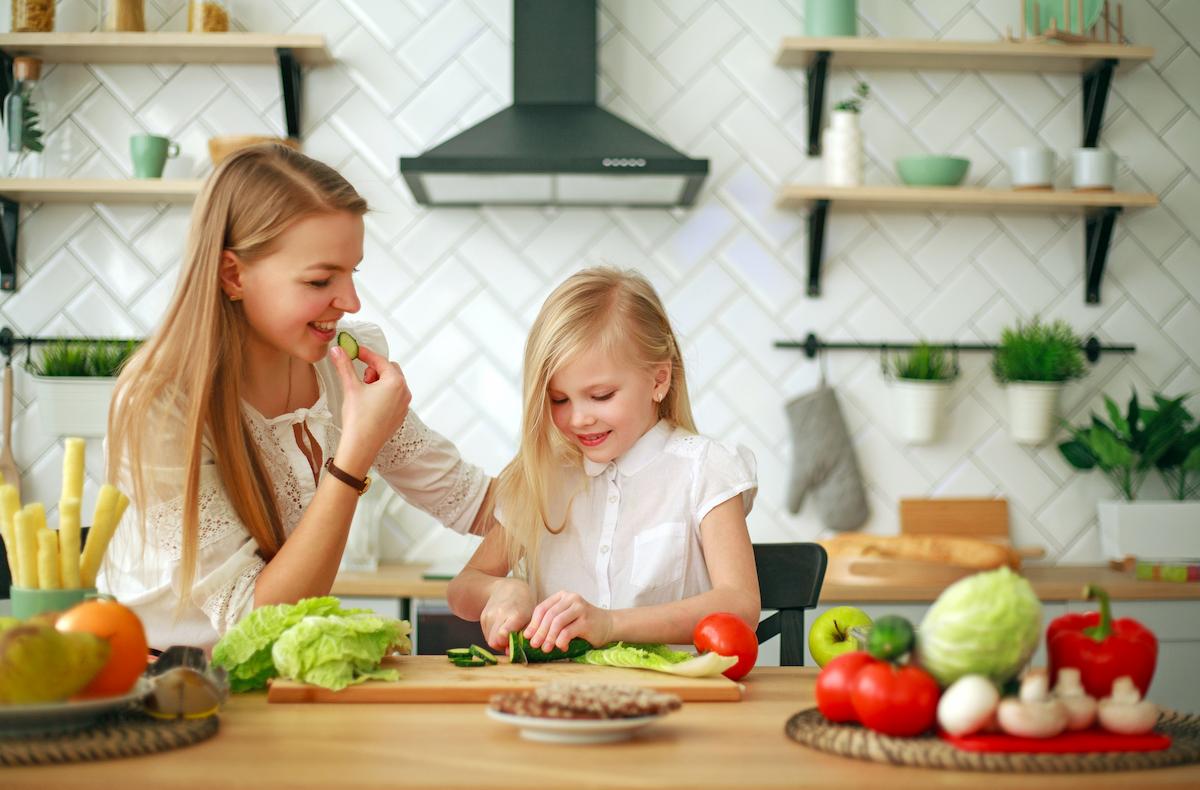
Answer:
513, 420, 757, 610
99, 322, 487, 651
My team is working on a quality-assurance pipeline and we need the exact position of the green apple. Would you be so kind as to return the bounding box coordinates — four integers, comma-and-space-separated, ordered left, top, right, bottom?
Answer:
808, 606, 873, 668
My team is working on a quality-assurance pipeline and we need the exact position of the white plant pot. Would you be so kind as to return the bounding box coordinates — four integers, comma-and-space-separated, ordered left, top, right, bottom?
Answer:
33, 375, 117, 438
1098, 500, 1200, 560
891, 379, 952, 445
1006, 381, 1062, 445
823, 110, 863, 186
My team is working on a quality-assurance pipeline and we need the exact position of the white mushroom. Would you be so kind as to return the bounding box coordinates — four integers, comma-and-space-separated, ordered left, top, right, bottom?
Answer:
1053, 667, 1097, 731
1097, 676, 1159, 735
937, 674, 1000, 736
997, 671, 1068, 739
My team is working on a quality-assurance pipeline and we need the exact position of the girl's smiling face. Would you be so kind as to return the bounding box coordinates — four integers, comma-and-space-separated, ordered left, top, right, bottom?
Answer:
224, 210, 364, 364
548, 345, 670, 465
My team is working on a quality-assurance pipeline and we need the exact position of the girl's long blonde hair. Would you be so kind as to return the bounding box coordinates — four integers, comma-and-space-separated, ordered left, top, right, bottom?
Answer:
107, 144, 367, 611
496, 267, 696, 581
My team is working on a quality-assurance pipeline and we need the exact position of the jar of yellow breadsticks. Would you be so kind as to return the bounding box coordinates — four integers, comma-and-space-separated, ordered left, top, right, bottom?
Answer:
13, 0, 56, 32
99, 0, 146, 31
188, 0, 232, 32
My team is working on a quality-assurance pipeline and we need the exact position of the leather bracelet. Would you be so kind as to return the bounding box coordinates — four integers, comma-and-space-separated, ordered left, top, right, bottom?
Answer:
324, 457, 371, 496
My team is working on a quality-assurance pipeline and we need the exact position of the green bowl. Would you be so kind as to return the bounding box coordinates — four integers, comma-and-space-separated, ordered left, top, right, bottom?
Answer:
896, 155, 970, 186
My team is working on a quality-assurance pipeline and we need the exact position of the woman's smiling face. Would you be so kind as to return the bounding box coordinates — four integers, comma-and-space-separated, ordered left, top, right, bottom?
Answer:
231, 210, 364, 363
547, 345, 670, 465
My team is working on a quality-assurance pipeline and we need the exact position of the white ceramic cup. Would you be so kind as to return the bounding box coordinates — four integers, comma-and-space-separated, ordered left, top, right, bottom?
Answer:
1072, 148, 1117, 190
1008, 146, 1055, 189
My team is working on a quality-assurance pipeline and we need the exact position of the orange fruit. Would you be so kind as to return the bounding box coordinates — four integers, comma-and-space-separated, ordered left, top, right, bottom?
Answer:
55, 598, 148, 698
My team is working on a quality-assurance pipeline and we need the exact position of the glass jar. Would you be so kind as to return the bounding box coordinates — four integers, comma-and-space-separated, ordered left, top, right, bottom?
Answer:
100, 0, 146, 32
5, 57, 46, 178
188, 0, 231, 32
12, 0, 56, 32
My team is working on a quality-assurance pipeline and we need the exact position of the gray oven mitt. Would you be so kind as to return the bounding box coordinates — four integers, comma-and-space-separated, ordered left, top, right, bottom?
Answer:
784, 386, 869, 531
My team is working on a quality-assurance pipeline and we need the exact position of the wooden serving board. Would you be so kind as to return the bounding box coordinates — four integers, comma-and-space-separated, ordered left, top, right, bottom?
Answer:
266, 655, 742, 704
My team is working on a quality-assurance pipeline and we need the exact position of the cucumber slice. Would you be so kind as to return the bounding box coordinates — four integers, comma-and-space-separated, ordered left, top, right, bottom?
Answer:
336, 331, 359, 360
446, 648, 472, 660
451, 657, 488, 668
469, 644, 498, 665
509, 631, 527, 665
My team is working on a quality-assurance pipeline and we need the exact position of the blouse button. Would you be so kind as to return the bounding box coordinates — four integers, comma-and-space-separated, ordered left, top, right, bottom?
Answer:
600, 545, 610, 554
608, 495, 617, 504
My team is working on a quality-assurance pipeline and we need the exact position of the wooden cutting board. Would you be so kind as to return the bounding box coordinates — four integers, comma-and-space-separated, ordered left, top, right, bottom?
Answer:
267, 655, 743, 704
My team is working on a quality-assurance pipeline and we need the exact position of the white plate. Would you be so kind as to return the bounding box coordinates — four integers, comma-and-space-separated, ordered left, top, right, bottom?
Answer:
486, 707, 669, 744
0, 678, 149, 738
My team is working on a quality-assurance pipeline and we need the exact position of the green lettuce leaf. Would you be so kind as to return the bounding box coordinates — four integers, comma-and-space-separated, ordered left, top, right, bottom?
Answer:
212, 596, 370, 692
573, 642, 737, 678
271, 614, 410, 691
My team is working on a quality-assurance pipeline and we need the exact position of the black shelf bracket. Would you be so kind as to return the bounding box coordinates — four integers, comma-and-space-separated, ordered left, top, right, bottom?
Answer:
1085, 206, 1121, 304
0, 198, 17, 292
276, 47, 302, 139
806, 51, 830, 156
806, 199, 830, 296
1082, 58, 1117, 148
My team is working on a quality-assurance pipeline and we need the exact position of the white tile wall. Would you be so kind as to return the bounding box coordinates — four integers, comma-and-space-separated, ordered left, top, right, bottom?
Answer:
1, 1, 1197, 565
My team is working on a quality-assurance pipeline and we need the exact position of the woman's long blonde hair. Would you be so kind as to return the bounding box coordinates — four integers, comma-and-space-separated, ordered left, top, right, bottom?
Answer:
496, 267, 696, 581
106, 144, 367, 610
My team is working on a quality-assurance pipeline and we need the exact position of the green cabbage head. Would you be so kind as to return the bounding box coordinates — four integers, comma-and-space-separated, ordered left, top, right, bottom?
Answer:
916, 566, 1042, 688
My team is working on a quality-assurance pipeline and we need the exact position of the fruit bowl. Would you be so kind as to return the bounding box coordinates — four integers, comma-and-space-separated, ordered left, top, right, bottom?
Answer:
896, 155, 970, 187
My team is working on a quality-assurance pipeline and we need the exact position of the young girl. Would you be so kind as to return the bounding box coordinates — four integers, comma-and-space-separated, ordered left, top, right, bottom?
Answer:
447, 268, 760, 653
100, 145, 492, 651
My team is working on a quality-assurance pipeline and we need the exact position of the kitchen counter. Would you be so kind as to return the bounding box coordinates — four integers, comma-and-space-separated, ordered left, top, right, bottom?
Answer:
332, 563, 1200, 602
6, 667, 1197, 789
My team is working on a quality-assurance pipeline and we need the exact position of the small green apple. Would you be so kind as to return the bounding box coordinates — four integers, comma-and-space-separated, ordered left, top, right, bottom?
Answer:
808, 606, 873, 668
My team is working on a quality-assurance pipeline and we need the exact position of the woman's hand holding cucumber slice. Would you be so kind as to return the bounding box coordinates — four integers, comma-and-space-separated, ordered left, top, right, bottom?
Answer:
328, 340, 411, 479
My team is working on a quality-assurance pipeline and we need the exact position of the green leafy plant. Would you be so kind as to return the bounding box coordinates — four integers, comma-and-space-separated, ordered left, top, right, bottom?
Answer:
833, 81, 870, 113
20, 98, 44, 154
1153, 398, 1200, 500
30, 340, 139, 378
1058, 392, 1189, 501
891, 343, 955, 381
992, 317, 1086, 384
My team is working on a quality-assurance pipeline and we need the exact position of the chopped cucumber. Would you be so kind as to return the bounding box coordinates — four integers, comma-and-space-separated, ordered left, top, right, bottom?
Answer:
450, 657, 488, 668
336, 331, 359, 360
446, 648, 472, 660
469, 644, 498, 665
509, 631, 527, 665
508, 632, 591, 662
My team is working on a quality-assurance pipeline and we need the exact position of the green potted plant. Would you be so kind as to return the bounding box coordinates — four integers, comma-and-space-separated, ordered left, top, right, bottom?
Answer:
992, 317, 1086, 445
889, 343, 956, 444
1059, 392, 1200, 560
29, 339, 139, 437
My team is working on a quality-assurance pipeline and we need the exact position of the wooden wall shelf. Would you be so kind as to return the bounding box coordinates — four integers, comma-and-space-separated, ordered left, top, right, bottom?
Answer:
778, 185, 1158, 304
776, 36, 1154, 156
0, 33, 332, 291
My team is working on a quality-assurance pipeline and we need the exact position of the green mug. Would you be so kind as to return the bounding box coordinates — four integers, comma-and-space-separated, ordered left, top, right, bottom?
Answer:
805, 0, 858, 36
9, 586, 97, 619
130, 133, 180, 178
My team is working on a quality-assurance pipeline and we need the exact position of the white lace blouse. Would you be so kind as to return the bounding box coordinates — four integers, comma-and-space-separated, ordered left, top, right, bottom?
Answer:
98, 322, 487, 651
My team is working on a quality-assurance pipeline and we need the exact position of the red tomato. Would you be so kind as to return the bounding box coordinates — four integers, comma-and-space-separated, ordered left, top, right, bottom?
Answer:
850, 662, 940, 737
693, 612, 758, 680
815, 651, 878, 723
56, 598, 148, 698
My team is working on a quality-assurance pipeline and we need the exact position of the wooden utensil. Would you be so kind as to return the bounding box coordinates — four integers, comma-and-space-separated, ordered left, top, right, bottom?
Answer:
267, 655, 742, 704
0, 360, 20, 494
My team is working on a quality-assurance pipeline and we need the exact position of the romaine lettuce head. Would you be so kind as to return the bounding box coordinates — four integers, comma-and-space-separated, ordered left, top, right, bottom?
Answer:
574, 642, 736, 678
212, 596, 369, 692
271, 613, 410, 691
916, 566, 1042, 688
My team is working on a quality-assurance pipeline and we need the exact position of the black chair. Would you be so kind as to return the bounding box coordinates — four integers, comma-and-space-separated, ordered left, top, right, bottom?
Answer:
753, 542, 827, 666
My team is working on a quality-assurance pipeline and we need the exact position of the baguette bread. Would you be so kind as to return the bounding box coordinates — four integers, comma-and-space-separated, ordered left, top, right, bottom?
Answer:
819, 533, 1017, 570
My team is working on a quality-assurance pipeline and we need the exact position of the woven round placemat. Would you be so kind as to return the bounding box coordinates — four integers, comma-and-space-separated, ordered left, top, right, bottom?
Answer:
0, 710, 219, 767
786, 708, 1200, 773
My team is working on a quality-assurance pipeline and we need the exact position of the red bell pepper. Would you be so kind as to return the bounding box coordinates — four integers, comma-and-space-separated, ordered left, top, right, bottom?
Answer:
1046, 584, 1157, 699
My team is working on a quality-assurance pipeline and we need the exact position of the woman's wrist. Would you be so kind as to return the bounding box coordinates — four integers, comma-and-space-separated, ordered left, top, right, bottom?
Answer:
332, 437, 374, 479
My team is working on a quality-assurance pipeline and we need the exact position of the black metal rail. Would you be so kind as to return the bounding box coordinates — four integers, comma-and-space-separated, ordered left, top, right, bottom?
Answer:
0, 327, 142, 360
775, 332, 1135, 364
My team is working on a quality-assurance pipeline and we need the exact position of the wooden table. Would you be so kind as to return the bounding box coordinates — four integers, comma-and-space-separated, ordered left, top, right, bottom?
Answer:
332, 564, 1200, 605
6, 668, 1197, 789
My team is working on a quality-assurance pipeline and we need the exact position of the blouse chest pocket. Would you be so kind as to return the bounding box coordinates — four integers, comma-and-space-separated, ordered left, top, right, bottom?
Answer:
630, 522, 688, 590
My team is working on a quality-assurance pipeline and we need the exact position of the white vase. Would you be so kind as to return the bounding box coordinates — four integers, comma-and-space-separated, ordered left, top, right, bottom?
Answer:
891, 379, 952, 445
1098, 501, 1200, 560
823, 110, 863, 186
1005, 381, 1062, 446
33, 375, 116, 437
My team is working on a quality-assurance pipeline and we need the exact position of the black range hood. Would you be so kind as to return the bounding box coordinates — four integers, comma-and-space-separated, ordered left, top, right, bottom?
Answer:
398, 0, 708, 208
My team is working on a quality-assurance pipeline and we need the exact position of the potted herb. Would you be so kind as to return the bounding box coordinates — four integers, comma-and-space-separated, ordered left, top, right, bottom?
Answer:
889, 343, 955, 444
29, 339, 139, 437
1059, 392, 1200, 560
992, 318, 1086, 445
824, 81, 868, 187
